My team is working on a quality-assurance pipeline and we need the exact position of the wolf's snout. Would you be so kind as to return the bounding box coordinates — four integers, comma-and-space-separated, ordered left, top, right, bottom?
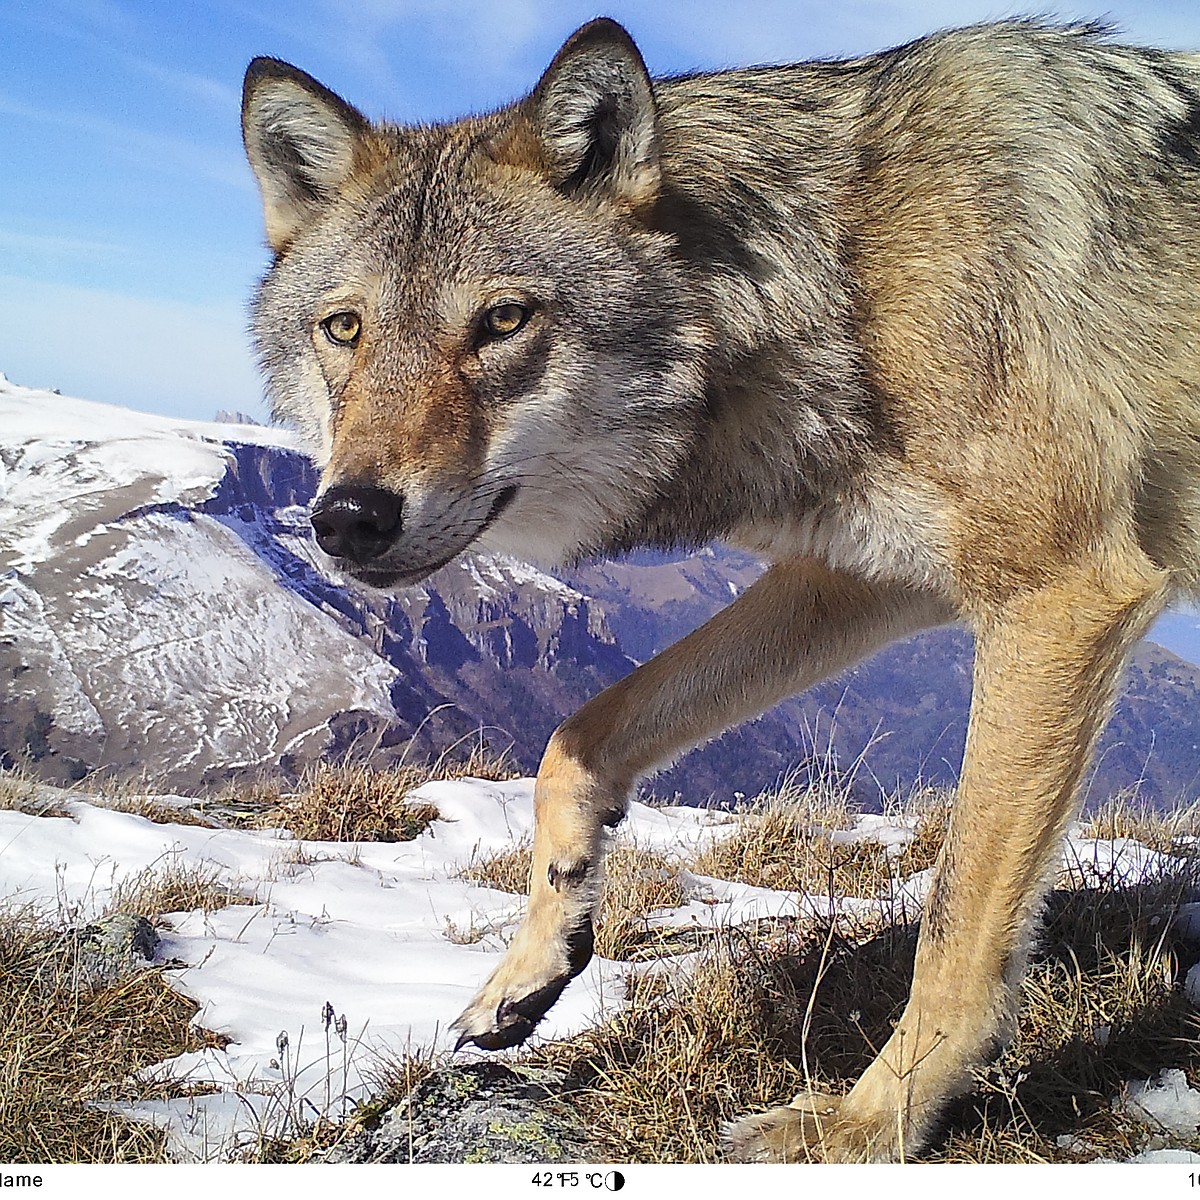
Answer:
310, 484, 402, 563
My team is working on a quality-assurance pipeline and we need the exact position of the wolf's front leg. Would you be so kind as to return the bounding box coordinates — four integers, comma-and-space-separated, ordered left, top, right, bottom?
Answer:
726, 551, 1167, 1161
453, 561, 944, 1051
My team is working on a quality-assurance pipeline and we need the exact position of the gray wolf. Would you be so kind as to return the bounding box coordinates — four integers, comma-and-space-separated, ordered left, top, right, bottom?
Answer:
241, 17, 1200, 1160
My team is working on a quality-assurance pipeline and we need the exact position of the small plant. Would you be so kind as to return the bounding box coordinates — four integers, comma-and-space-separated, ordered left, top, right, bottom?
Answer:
266, 763, 441, 843
108, 855, 254, 919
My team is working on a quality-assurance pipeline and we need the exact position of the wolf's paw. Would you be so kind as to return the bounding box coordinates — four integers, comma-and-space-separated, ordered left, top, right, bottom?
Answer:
452, 913, 594, 1051
724, 1092, 896, 1163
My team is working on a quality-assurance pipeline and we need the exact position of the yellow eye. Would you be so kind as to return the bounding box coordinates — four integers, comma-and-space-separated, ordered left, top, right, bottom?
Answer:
321, 311, 361, 346
483, 302, 530, 339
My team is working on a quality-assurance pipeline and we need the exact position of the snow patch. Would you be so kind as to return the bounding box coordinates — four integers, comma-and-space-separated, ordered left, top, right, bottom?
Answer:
1185, 963, 1200, 1008
0, 779, 729, 1160
1118, 1069, 1200, 1137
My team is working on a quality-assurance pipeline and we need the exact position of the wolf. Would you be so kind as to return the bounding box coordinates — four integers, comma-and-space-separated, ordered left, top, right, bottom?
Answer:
240, 17, 1200, 1160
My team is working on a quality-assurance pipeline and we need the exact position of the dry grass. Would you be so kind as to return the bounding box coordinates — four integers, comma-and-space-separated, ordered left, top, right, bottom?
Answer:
0, 903, 210, 1163
932, 866, 1200, 1162
0, 769, 73, 818
527, 798, 1200, 1164
530, 923, 890, 1162
98, 794, 215, 828
0, 767, 223, 828
597, 845, 688, 960
460, 841, 688, 961
690, 782, 950, 900
460, 843, 534, 896
3, 748, 522, 839
109, 857, 255, 921
262, 763, 441, 843
355, 1044, 441, 1126
1082, 791, 1200, 855
257, 751, 520, 843
0, 793, 260, 1163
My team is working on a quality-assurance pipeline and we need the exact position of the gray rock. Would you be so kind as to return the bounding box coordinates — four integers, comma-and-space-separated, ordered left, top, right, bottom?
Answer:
326, 1062, 604, 1164
71, 912, 160, 989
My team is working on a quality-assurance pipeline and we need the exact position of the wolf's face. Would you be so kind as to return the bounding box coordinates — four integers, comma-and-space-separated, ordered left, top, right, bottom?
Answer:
242, 24, 708, 586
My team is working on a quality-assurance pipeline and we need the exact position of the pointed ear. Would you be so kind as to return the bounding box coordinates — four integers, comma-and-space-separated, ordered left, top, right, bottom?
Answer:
241, 58, 372, 252
526, 19, 660, 209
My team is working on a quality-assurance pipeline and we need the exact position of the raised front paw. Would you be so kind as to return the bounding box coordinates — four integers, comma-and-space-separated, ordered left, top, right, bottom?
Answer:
724, 1092, 897, 1163
452, 912, 594, 1051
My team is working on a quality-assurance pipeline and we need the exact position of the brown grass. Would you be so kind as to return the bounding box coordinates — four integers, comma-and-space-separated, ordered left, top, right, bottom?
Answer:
0, 769, 73, 819
527, 802, 1200, 1164
263, 763, 441, 843
1082, 792, 1200, 855
109, 858, 255, 921
931, 866, 1200, 1162
689, 782, 950, 901
0, 903, 210, 1163
3, 748, 522, 839
258, 752, 520, 843
0, 768, 225, 828
460, 843, 534, 896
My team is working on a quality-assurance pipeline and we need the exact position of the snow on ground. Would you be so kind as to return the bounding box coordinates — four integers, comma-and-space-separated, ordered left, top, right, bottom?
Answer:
2, 782, 1198, 1161
1117, 1069, 1200, 1138
0, 777, 736, 1160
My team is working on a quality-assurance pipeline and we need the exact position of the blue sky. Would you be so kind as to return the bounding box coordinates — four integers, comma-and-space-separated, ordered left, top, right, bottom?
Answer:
6, 0, 1200, 421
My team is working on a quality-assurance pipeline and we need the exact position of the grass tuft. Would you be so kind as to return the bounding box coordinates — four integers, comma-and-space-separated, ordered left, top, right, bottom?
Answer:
0, 904, 208, 1163
257, 752, 519, 843
263, 763, 441, 843
689, 781, 950, 900
108, 858, 254, 921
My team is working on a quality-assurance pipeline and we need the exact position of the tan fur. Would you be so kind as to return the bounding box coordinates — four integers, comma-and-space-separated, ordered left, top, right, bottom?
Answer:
241, 19, 1200, 1160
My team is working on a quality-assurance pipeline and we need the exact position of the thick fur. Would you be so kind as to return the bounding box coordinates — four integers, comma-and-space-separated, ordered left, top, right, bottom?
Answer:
243, 19, 1200, 1160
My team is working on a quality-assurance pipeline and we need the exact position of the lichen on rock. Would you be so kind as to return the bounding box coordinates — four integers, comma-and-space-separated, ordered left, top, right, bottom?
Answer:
325, 1062, 602, 1164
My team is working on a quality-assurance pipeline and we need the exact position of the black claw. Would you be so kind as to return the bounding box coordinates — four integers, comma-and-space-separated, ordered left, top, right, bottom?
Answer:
566, 912, 595, 975
453, 916, 597, 1053
456, 1016, 540, 1052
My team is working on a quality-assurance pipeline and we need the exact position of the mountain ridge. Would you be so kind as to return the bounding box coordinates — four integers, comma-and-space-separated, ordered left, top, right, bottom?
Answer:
3, 377, 1199, 808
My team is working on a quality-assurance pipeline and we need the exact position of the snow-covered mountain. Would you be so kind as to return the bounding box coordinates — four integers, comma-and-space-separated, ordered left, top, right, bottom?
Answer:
0, 377, 651, 791
0, 379, 399, 781
5, 373, 1200, 805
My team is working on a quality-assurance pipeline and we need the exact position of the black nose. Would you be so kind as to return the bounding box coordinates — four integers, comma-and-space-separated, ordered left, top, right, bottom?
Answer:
310, 484, 403, 563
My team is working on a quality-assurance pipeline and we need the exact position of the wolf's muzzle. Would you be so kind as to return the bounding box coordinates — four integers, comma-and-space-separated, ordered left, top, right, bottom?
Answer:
310, 483, 403, 563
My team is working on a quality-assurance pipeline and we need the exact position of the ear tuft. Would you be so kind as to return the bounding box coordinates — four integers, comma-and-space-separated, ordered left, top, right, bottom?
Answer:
528, 19, 660, 209
242, 58, 370, 251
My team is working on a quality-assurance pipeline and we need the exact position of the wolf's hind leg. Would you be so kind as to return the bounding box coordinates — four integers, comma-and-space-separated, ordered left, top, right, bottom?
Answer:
726, 551, 1167, 1161
452, 560, 945, 1051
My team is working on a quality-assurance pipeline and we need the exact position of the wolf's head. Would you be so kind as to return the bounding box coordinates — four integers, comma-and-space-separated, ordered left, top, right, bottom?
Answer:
242, 20, 709, 586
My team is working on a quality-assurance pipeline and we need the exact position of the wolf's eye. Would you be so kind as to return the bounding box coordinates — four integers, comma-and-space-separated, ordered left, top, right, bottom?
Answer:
483, 302, 530, 339
321, 311, 361, 346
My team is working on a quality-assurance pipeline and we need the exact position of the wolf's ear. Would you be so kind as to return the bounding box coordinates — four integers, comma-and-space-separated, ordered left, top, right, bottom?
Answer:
524, 19, 660, 209
242, 58, 371, 252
